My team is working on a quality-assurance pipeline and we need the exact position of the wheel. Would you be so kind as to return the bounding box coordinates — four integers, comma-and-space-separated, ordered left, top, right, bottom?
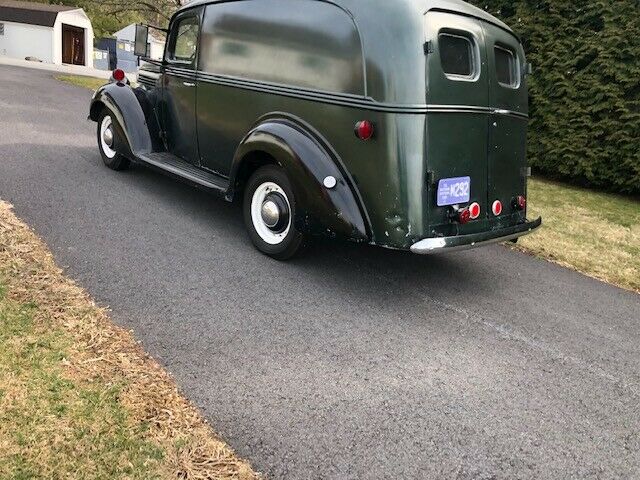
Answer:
243, 165, 307, 260
97, 109, 130, 171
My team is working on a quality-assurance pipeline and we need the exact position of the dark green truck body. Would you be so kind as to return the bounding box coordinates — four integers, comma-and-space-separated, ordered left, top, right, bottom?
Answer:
90, 0, 541, 254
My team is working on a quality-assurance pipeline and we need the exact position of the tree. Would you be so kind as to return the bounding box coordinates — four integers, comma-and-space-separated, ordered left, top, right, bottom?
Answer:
29, 0, 183, 37
89, 0, 185, 24
468, 0, 640, 194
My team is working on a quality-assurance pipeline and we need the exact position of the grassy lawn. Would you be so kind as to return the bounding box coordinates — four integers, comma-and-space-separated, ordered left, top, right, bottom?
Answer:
515, 178, 639, 293
56, 74, 107, 91
0, 201, 258, 480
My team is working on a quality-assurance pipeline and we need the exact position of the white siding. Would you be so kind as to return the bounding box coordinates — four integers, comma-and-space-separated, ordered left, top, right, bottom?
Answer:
149, 41, 164, 60
0, 21, 54, 63
114, 24, 136, 41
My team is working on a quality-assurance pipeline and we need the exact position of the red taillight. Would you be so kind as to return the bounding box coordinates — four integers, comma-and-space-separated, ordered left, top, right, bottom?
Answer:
513, 195, 526, 211
458, 208, 471, 224
112, 69, 126, 82
469, 202, 481, 220
354, 120, 374, 140
492, 200, 503, 216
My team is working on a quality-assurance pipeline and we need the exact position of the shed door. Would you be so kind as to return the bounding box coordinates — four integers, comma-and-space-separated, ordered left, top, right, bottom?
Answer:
424, 12, 489, 230
62, 24, 85, 65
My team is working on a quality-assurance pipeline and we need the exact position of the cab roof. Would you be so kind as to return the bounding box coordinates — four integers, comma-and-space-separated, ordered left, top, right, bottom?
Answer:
177, 0, 520, 105
179, 0, 513, 35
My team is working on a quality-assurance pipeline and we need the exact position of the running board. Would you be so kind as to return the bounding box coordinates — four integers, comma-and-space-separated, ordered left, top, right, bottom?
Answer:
136, 152, 229, 195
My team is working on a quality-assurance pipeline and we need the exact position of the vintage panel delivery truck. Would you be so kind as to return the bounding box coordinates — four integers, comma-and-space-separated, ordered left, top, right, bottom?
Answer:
89, 0, 541, 259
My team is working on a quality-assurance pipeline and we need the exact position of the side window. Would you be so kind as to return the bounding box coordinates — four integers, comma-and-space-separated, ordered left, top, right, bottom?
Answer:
495, 45, 520, 88
167, 15, 200, 65
199, 0, 364, 95
439, 32, 478, 80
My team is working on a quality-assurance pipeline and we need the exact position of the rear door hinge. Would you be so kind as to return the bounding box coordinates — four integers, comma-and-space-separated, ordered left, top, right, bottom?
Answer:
423, 41, 434, 55
426, 170, 436, 187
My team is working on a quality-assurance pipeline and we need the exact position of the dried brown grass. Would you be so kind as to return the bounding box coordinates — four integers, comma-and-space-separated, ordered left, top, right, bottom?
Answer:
0, 200, 259, 479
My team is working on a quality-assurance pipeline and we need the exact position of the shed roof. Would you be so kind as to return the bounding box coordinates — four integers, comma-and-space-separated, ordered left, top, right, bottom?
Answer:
0, 0, 79, 27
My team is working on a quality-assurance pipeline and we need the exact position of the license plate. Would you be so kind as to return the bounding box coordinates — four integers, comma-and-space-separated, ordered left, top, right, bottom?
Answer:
437, 177, 471, 206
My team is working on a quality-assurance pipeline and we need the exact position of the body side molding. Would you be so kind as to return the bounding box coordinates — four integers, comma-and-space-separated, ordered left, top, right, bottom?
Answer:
195, 72, 529, 118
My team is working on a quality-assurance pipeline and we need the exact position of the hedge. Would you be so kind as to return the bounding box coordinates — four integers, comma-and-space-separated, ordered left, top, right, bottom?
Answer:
468, 0, 640, 194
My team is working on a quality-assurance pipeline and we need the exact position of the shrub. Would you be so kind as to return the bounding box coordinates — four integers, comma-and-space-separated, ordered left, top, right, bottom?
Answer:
468, 0, 640, 194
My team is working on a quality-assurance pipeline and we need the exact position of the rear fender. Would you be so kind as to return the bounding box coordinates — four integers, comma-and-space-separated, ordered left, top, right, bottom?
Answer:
89, 83, 161, 157
230, 117, 370, 242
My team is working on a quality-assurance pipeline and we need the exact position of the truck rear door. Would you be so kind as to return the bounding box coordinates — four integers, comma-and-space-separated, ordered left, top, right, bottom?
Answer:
424, 11, 489, 233
482, 22, 529, 222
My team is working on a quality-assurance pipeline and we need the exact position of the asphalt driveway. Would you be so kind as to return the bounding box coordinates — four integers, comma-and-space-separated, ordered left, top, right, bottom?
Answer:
1, 66, 638, 479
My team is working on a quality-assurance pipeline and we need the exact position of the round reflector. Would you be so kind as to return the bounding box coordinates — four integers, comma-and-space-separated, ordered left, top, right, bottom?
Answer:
518, 195, 527, 210
458, 208, 471, 225
354, 120, 374, 140
512, 195, 526, 211
112, 69, 126, 82
469, 202, 481, 219
492, 200, 503, 216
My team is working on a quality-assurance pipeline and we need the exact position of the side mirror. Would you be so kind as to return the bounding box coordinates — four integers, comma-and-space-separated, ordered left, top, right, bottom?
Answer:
134, 24, 149, 57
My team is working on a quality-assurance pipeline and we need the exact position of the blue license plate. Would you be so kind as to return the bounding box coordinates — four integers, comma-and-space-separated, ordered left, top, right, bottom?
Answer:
437, 176, 471, 206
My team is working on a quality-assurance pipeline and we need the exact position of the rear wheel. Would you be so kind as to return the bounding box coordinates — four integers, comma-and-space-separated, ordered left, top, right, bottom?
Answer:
243, 165, 307, 260
97, 109, 130, 171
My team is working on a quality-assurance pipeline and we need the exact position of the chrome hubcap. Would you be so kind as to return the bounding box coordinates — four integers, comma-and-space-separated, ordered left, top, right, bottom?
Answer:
99, 115, 117, 159
102, 126, 114, 147
261, 200, 280, 228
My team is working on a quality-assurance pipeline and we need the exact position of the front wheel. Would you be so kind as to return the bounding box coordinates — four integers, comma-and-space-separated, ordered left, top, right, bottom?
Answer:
97, 109, 130, 171
243, 165, 307, 260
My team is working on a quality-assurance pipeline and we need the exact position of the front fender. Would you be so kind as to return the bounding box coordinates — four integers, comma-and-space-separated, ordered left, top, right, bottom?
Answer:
231, 118, 370, 242
89, 83, 160, 157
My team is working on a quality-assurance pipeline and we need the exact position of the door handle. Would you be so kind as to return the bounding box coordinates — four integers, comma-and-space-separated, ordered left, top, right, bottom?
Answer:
183, 81, 196, 87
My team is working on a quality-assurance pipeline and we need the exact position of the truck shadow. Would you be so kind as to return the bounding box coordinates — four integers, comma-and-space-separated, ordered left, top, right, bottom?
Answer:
119, 157, 494, 301
1, 143, 499, 306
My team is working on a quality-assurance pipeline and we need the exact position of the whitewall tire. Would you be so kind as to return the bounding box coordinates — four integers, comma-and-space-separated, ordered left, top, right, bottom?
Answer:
243, 165, 307, 260
96, 109, 130, 171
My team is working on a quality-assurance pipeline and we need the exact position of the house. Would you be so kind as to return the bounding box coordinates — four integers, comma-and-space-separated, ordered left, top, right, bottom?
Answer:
95, 23, 165, 73
114, 23, 165, 60
0, 0, 94, 67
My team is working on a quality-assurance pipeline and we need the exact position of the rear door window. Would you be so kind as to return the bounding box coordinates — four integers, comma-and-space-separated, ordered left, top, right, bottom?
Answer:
495, 45, 519, 88
439, 33, 477, 80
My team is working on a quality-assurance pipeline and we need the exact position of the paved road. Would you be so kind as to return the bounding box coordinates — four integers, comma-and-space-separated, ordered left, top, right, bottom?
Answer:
1, 66, 639, 479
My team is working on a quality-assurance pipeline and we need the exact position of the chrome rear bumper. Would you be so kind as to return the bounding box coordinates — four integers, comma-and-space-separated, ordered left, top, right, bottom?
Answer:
411, 217, 542, 255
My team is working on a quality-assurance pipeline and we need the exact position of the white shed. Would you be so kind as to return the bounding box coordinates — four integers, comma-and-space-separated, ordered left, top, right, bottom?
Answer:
0, 0, 94, 67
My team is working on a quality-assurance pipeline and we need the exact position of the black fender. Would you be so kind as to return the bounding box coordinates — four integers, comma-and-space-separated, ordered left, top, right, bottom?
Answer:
230, 117, 370, 242
88, 83, 161, 157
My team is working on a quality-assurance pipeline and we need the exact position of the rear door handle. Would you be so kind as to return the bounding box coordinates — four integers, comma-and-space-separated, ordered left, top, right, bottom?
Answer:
183, 81, 195, 87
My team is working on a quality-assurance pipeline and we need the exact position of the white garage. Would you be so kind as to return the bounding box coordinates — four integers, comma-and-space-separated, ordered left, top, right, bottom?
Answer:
0, 0, 94, 67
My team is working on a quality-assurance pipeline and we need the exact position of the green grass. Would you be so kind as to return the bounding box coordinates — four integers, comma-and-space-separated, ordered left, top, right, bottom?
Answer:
0, 282, 165, 479
515, 178, 640, 293
55, 74, 107, 91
